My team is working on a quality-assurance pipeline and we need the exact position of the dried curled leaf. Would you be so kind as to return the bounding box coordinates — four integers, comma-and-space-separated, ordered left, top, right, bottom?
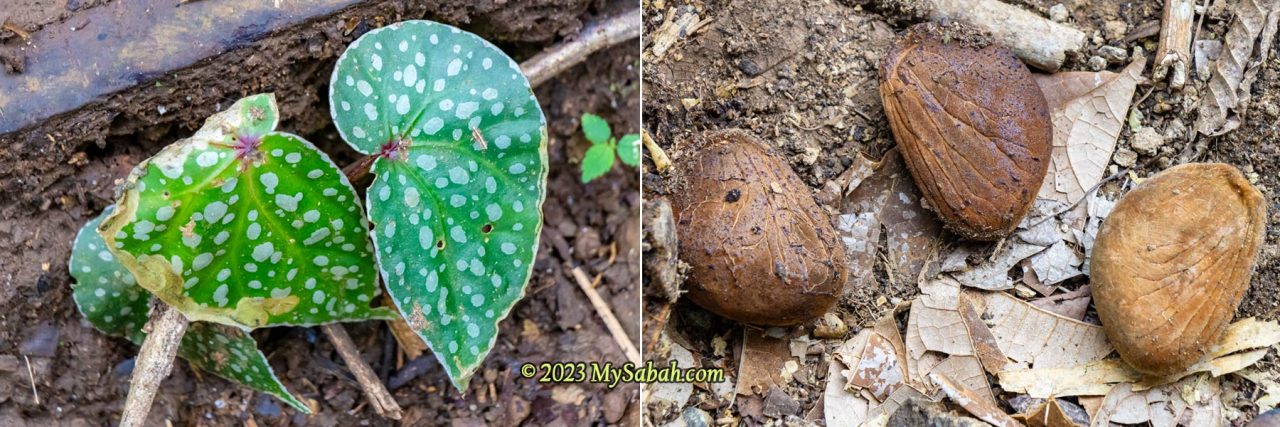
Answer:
880, 24, 1052, 240
1196, 0, 1280, 135
672, 129, 846, 325
1092, 163, 1266, 375
100, 94, 393, 329
71, 207, 308, 412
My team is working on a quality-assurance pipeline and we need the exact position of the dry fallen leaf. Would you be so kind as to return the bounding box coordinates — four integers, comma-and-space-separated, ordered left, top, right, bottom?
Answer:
1197, 0, 1280, 135
952, 241, 1047, 291
1033, 56, 1144, 211
824, 353, 871, 427
1088, 375, 1224, 426
977, 289, 1111, 370
1018, 398, 1080, 427
738, 328, 798, 394
1029, 285, 1092, 321
648, 337, 696, 410
839, 149, 944, 291
930, 371, 1022, 427
998, 318, 1280, 398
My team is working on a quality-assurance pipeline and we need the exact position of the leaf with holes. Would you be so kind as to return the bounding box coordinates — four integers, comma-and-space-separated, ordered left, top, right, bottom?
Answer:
329, 21, 547, 390
100, 93, 395, 329
71, 207, 310, 412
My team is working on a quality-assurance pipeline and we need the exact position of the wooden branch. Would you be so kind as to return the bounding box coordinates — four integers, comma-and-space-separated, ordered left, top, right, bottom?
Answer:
1154, 0, 1195, 89
570, 267, 642, 365
524, 9, 641, 87
922, 0, 1087, 72
343, 9, 641, 183
120, 303, 189, 427
320, 324, 403, 420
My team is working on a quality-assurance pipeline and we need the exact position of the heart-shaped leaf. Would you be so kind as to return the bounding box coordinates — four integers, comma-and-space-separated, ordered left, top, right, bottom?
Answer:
72, 207, 309, 412
329, 21, 547, 389
100, 94, 394, 329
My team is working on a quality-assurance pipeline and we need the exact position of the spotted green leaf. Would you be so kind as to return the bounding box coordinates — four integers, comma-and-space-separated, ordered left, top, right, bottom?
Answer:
100, 94, 395, 329
329, 21, 547, 390
580, 113, 611, 144
71, 207, 309, 413
581, 142, 616, 183
617, 134, 640, 167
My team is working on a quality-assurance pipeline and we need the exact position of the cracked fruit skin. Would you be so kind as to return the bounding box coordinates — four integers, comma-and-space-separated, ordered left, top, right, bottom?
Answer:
1092, 163, 1266, 376
879, 24, 1052, 240
671, 129, 847, 326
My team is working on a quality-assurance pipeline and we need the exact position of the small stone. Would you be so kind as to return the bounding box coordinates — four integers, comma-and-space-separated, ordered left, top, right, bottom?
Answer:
1088, 56, 1107, 71
661, 407, 712, 427
1104, 20, 1128, 41
738, 58, 763, 76
603, 390, 630, 424
812, 312, 848, 338
19, 323, 59, 358
1113, 148, 1138, 167
504, 396, 531, 425
888, 398, 985, 427
1048, 4, 1069, 22
1130, 127, 1166, 156
1165, 119, 1187, 139
762, 387, 801, 418
1099, 45, 1127, 64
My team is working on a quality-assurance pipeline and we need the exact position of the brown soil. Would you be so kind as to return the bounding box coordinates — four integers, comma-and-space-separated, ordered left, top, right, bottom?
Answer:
0, 1, 640, 426
643, 0, 1280, 424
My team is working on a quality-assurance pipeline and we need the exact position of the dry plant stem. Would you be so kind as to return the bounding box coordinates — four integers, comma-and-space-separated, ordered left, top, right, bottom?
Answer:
642, 130, 672, 172
1154, 0, 1195, 89
571, 267, 643, 365
643, 302, 673, 357
524, 9, 641, 87
342, 9, 641, 184
320, 324, 403, 420
921, 0, 1086, 72
120, 303, 189, 427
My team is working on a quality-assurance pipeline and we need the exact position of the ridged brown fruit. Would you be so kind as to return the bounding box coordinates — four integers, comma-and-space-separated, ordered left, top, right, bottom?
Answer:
1092, 163, 1266, 376
879, 24, 1052, 240
671, 129, 847, 326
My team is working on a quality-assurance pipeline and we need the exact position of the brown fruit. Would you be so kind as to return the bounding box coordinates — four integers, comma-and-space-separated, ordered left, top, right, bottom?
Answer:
1092, 163, 1266, 376
671, 129, 847, 326
879, 24, 1052, 240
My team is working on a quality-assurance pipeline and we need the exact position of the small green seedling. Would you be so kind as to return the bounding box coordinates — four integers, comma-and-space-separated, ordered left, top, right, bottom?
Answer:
579, 113, 639, 183
329, 20, 548, 390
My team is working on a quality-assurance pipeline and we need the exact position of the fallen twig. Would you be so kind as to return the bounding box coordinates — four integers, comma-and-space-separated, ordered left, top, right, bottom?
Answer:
23, 355, 38, 405
120, 303, 189, 427
320, 324, 403, 420
571, 267, 642, 365
524, 9, 641, 87
641, 130, 672, 173
343, 9, 641, 184
1154, 0, 1195, 89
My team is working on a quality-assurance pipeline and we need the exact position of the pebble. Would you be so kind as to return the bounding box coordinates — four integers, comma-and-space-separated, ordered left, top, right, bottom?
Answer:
812, 312, 848, 338
1088, 56, 1107, 71
1113, 148, 1138, 167
762, 387, 801, 418
1099, 45, 1128, 64
661, 407, 712, 427
738, 58, 763, 76
20, 323, 60, 358
1048, 4, 1068, 22
1130, 127, 1166, 156
1104, 20, 1128, 41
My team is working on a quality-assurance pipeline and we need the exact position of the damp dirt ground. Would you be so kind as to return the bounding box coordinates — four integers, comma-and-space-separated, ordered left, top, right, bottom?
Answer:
642, 0, 1280, 424
0, 1, 641, 426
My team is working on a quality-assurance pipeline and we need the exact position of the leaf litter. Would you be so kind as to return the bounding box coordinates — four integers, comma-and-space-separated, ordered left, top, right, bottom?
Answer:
810, 53, 1280, 424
